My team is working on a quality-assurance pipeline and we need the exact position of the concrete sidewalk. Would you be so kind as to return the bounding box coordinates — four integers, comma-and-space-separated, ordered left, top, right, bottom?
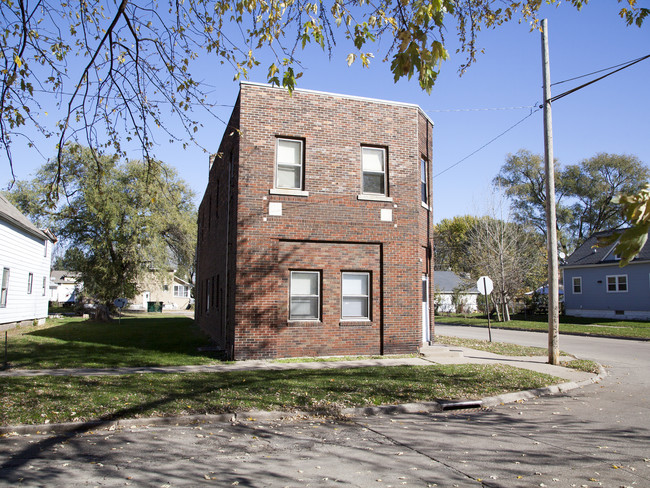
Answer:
0, 344, 602, 398
0, 344, 594, 382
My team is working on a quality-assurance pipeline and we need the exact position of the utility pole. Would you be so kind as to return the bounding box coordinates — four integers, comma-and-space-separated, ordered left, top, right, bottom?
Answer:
541, 19, 560, 365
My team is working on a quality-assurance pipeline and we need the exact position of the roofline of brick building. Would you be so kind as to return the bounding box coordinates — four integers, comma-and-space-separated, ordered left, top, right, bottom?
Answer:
240, 81, 434, 126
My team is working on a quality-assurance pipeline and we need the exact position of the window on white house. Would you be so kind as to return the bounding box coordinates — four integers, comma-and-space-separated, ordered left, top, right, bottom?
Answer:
421, 158, 428, 205
42, 276, 46, 296
1, 268, 9, 307
572, 277, 582, 294
607, 275, 628, 292
362, 147, 387, 196
275, 138, 304, 190
289, 271, 320, 320
341, 272, 370, 320
27, 273, 33, 294
174, 284, 189, 298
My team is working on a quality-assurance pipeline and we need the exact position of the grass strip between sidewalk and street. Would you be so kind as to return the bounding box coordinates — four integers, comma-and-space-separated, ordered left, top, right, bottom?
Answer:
0, 364, 561, 426
434, 335, 555, 356
435, 313, 650, 339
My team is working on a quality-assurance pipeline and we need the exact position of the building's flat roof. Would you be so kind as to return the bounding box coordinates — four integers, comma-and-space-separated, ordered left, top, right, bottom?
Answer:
240, 81, 434, 126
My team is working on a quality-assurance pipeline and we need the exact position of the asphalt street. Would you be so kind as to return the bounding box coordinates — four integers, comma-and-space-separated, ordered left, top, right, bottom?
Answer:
0, 326, 648, 487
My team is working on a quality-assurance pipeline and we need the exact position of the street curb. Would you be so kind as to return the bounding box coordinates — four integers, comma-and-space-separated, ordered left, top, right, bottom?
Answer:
482, 363, 607, 407
0, 365, 606, 436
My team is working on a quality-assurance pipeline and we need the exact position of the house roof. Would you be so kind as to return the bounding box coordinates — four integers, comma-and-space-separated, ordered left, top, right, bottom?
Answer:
0, 192, 56, 242
433, 271, 479, 293
563, 229, 650, 267
50, 270, 81, 284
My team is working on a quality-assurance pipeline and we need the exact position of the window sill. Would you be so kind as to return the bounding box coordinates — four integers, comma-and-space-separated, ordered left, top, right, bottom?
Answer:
339, 319, 372, 326
357, 194, 393, 203
287, 319, 321, 327
421, 202, 431, 210
270, 188, 309, 197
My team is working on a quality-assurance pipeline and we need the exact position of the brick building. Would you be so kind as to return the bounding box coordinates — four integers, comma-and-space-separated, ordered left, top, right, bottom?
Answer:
196, 82, 434, 360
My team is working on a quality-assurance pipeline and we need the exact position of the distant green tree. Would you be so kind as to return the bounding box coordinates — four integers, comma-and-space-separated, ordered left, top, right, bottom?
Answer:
51, 248, 85, 271
434, 215, 480, 273
494, 150, 649, 252
8, 145, 197, 319
562, 153, 650, 243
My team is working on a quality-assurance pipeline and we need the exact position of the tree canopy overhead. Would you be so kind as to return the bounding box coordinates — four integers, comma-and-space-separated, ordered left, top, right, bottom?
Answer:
2, 0, 647, 187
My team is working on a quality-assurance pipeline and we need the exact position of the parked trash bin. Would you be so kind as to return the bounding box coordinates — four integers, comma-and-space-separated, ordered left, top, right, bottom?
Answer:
147, 301, 163, 313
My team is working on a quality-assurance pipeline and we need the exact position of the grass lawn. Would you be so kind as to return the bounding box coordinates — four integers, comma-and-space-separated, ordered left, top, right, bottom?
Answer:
435, 313, 650, 339
0, 364, 561, 426
4, 314, 218, 369
434, 335, 554, 356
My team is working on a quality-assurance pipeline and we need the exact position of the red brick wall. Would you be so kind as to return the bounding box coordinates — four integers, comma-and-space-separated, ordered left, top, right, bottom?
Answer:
197, 83, 434, 359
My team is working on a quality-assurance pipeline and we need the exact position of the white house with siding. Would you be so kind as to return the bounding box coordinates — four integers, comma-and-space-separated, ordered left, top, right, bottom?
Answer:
0, 193, 57, 329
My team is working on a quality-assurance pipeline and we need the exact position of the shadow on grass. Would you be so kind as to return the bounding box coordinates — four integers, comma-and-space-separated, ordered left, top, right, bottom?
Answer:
8, 315, 218, 368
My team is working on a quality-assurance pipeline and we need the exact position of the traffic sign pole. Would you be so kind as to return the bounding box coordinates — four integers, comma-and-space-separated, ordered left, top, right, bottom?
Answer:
483, 278, 492, 342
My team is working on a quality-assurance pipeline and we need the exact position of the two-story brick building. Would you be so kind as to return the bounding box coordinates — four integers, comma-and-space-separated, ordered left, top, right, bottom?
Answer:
196, 82, 434, 360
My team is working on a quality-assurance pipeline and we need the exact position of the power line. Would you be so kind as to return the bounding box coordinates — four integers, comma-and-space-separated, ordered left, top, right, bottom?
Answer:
546, 54, 650, 105
551, 54, 650, 86
432, 107, 540, 179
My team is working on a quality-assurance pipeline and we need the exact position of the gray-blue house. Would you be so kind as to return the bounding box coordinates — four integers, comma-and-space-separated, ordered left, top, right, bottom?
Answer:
562, 229, 650, 320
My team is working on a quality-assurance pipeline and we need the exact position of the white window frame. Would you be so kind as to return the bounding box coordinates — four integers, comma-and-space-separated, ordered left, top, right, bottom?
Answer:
275, 138, 304, 190
361, 146, 387, 196
1, 268, 9, 307
341, 272, 371, 321
289, 271, 320, 321
174, 284, 189, 298
420, 158, 428, 205
42, 276, 47, 296
27, 272, 33, 294
606, 274, 628, 293
572, 276, 582, 294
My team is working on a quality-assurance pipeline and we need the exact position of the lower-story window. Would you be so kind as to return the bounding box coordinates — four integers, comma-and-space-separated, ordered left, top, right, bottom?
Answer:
290, 271, 320, 320
341, 272, 370, 320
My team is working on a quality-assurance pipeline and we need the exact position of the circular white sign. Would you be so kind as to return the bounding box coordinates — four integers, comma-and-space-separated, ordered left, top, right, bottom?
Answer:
476, 276, 493, 295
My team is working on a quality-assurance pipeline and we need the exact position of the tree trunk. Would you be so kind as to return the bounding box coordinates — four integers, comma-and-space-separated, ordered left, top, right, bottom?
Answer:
93, 304, 112, 322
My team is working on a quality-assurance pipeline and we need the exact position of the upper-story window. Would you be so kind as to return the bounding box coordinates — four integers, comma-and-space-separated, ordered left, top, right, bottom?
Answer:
361, 147, 387, 196
275, 138, 304, 190
421, 158, 429, 205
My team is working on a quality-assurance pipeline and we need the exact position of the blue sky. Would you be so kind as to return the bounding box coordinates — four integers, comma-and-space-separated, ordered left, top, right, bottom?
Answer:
3, 2, 648, 225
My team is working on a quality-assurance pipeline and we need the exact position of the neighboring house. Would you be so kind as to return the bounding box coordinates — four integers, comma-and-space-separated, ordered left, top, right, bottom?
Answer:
196, 82, 434, 360
49, 270, 81, 304
0, 193, 57, 328
130, 271, 193, 311
562, 229, 650, 320
433, 271, 479, 314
